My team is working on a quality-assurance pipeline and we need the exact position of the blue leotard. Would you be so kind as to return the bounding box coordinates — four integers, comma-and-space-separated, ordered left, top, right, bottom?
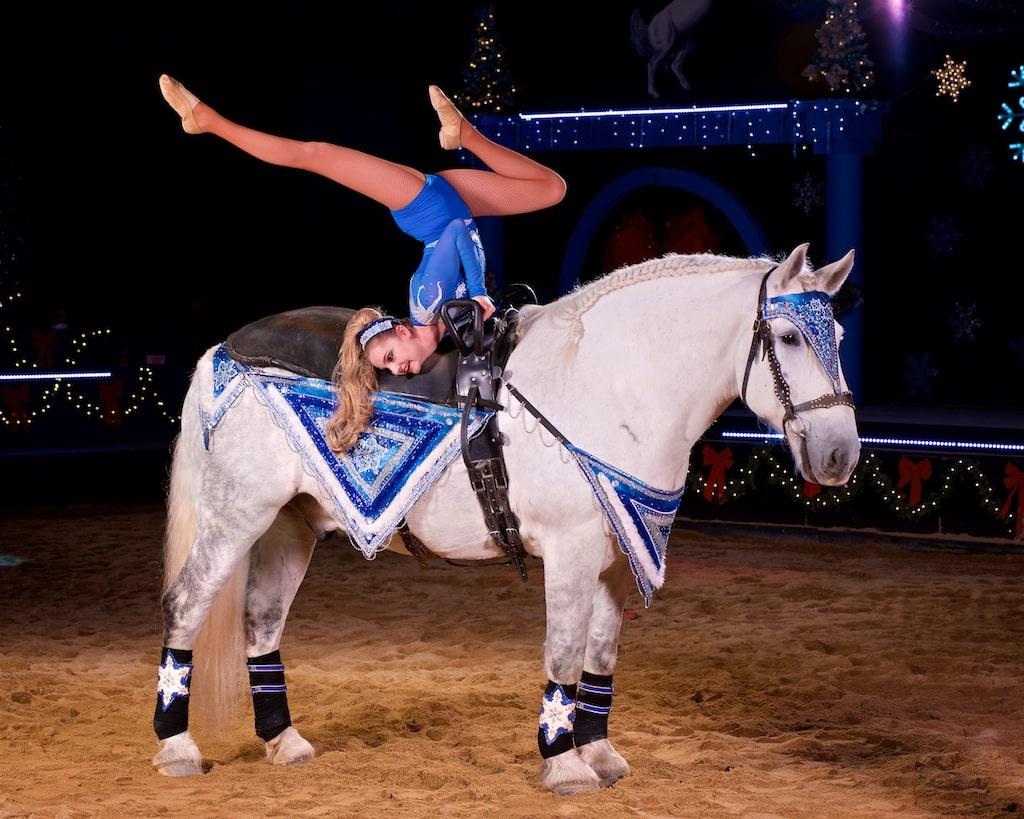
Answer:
390, 174, 488, 326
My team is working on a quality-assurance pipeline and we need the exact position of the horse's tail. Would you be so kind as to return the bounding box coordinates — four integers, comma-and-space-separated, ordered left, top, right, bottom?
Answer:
630, 9, 652, 58
162, 356, 250, 732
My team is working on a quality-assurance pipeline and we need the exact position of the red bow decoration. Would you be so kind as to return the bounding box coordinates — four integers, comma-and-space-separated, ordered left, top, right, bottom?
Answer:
998, 463, 1024, 539
897, 456, 932, 507
702, 444, 734, 502
601, 209, 657, 272
98, 379, 124, 427
662, 205, 721, 255
803, 481, 822, 498
31, 329, 57, 368
1, 384, 31, 425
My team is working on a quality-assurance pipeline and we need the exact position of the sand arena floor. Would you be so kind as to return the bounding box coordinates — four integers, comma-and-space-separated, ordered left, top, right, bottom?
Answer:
1, 503, 1022, 817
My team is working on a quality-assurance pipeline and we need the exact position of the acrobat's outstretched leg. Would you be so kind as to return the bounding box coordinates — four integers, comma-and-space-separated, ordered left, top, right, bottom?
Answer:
159, 74, 425, 210
427, 86, 567, 218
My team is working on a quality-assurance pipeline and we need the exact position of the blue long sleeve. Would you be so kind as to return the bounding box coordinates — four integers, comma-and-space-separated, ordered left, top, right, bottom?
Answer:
454, 219, 488, 298
408, 218, 489, 325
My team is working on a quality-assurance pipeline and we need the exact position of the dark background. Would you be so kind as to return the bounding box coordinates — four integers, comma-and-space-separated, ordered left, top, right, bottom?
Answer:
1, 0, 1022, 468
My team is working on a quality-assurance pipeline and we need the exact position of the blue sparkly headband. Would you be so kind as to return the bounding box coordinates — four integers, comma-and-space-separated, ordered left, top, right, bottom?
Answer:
762, 291, 843, 394
357, 316, 400, 350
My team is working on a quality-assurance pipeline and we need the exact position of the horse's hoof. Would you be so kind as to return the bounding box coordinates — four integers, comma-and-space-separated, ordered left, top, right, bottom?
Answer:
577, 739, 630, 786
538, 749, 601, 795
265, 726, 316, 766
152, 730, 204, 776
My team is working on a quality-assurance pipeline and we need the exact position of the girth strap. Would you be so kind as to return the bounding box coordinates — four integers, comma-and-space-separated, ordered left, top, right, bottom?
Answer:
441, 300, 530, 582
396, 522, 436, 568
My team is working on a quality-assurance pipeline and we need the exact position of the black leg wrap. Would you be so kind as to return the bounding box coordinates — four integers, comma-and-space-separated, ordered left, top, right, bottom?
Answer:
154, 647, 193, 740
248, 650, 291, 741
537, 680, 577, 759
573, 671, 613, 747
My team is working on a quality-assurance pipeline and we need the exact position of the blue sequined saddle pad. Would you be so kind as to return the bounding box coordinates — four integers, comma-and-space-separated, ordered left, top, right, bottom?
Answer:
202, 345, 492, 556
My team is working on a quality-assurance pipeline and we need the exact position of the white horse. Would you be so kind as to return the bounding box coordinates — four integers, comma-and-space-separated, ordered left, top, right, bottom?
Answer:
631, 0, 713, 97
152, 244, 859, 795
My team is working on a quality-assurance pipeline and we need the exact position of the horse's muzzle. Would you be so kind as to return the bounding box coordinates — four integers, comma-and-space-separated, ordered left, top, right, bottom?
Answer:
812, 438, 860, 486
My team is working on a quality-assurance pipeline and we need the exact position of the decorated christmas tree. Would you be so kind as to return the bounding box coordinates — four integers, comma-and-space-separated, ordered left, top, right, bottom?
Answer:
802, 0, 875, 94
453, 4, 518, 114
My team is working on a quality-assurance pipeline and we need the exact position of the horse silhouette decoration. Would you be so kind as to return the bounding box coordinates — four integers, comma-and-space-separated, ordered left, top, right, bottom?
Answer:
631, 0, 713, 97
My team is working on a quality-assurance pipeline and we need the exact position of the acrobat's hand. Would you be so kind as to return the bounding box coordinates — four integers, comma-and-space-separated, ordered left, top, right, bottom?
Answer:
472, 295, 496, 321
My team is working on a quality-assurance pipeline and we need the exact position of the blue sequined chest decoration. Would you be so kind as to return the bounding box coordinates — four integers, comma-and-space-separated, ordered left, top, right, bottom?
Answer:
569, 445, 683, 606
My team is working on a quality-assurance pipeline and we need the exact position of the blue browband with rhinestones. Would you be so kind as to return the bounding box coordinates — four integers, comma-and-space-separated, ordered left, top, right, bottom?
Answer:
762, 290, 843, 394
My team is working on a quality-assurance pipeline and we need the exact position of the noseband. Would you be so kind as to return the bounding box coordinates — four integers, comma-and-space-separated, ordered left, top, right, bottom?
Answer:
739, 267, 855, 446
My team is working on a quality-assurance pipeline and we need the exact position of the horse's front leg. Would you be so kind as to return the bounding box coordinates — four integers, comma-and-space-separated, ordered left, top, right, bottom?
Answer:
536, 525, 611, 795
669, 39, 694, 90
243, 502, 319, 767
575, 555, 633, 785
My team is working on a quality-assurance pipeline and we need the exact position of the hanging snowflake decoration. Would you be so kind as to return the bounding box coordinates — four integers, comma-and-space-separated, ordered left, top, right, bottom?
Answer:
996, 64, 1024, 163
928, 216, 961, 257
792, 172, 823, 215
903, 353, 939, 397
960, 146, 992, 189
932, 54, 971, 102
949, 302, 982, 342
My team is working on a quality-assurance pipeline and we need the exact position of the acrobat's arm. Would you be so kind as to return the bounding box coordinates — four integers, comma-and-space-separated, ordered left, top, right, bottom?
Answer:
453, 219, 488, 299
409, 219, 473, 325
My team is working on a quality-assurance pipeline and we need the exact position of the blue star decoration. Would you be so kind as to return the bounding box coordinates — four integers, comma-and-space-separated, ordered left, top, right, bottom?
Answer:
157, 652, 193, 712
928, 216, 962, 258
539, 685, 576, 746
960, 147, 992, 190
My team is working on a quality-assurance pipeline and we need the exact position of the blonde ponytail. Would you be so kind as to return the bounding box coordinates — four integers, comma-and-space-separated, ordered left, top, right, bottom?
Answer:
325, 307, 384, 453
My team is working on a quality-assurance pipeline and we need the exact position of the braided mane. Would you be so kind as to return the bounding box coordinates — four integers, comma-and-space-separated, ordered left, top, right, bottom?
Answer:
552, 253, 773, 351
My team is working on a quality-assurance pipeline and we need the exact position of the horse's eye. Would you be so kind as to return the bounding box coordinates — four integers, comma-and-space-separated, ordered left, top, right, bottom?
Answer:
780, 332, 800, 346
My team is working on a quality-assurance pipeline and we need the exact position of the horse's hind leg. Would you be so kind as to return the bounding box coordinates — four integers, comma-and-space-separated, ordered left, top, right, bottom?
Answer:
243, 501, 318, 767
575, 556, 633, 785
153, 503, 286, 776
670, 40, 694, 91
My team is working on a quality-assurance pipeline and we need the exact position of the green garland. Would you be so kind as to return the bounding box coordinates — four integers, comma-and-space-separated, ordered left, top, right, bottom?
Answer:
690, 446, 1019, 539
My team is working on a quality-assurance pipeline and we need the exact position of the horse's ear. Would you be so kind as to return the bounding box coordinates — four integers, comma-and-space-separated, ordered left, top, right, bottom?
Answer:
768, 243, 812, 294
814, 249, 855, 296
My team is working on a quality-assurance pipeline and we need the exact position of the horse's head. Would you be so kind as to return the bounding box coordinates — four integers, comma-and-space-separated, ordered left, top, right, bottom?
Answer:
738, 244, 860, 486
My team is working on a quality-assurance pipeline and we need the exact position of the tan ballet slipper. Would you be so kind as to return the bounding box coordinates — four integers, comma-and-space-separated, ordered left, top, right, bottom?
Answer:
159, 74, 203, 134
428, 84, 465, 150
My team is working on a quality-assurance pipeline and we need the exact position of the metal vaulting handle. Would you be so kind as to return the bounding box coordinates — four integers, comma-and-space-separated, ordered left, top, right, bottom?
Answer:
439, 299, 484, 358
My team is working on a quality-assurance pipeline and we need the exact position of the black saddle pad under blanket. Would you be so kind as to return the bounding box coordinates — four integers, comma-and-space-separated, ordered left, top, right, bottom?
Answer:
225, 306, 458, 403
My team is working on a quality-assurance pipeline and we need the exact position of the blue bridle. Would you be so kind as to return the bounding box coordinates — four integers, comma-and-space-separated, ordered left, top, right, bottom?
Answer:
740, 266, 855, 429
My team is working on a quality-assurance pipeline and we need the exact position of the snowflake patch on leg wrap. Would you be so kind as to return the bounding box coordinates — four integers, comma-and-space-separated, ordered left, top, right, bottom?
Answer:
157, 651, 192, 712
537, 681, 577, 758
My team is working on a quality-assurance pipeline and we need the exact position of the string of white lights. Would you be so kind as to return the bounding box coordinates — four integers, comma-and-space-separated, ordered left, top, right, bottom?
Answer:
720, 430, 1024, 453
